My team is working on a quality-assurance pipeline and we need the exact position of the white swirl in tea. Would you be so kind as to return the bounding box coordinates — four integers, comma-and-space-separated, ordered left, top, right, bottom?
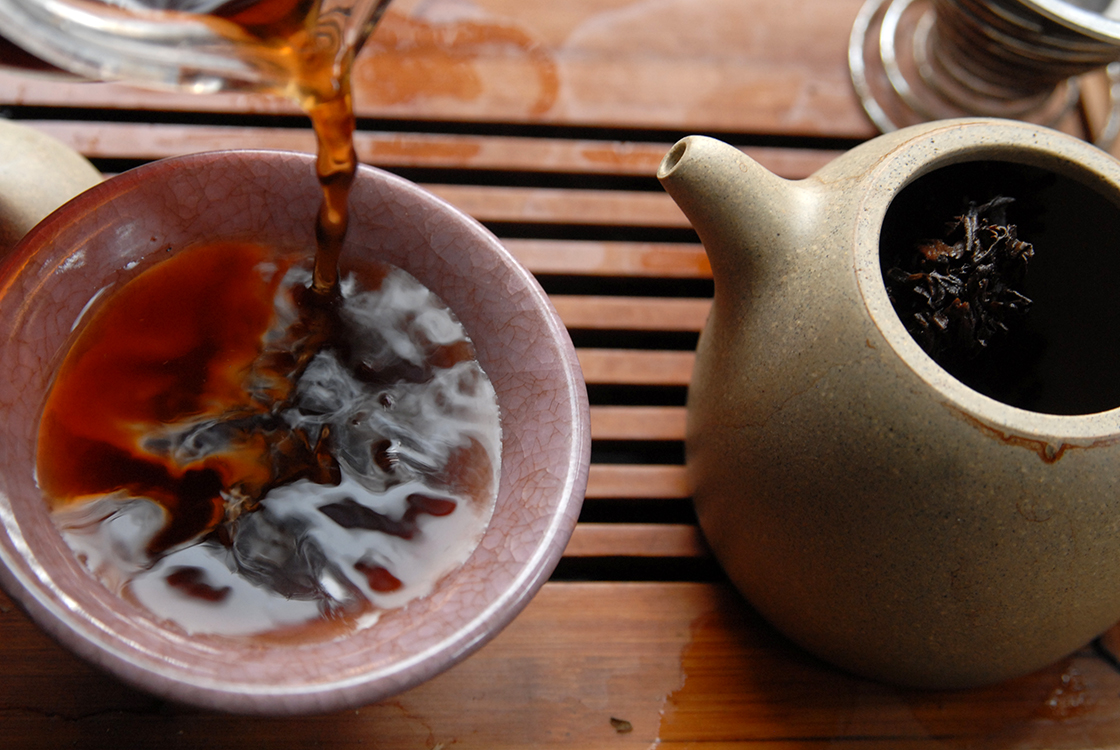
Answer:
39, 240, 501, 638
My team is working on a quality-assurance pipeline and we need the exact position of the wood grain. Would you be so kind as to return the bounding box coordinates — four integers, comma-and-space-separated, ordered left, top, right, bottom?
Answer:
590, 406, 687, 441
552, 295, 709, 332
504, 239, 711, 279
586, 465, 689, 500
0, 0, 876, 137
5, 0, 1120, 745
0, 582, 700, 748
564, 523, 706, 558
24, 121, 839, 179
577, 349, 694, 386
6, 583, 1120, 748
425, 184, 689, 228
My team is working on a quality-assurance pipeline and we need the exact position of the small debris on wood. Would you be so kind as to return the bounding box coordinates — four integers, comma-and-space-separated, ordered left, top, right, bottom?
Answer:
885, 196, 1034, 364
609, 716, 634, 734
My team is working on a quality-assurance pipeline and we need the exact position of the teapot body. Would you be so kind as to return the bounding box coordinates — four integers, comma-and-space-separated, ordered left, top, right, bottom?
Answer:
662, 120, 1120, 688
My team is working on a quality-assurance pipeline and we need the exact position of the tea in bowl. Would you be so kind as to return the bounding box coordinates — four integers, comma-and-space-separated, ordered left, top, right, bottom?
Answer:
0, 149, 589, 714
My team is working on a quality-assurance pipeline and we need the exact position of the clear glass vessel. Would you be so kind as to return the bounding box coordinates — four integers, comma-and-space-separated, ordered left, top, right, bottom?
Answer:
0, 0, 392, 95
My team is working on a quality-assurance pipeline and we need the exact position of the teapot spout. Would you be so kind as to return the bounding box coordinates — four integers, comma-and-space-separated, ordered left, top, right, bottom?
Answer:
658, 135, 807, 284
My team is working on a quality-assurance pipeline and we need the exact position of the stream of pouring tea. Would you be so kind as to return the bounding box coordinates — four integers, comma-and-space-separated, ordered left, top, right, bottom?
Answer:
202, 0, 388, 293
105, 0, 390, 289
35, 0, 503, 638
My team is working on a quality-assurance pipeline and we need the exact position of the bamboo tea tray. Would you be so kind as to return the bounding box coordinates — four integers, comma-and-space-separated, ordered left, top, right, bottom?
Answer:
4, 0, 1120, 746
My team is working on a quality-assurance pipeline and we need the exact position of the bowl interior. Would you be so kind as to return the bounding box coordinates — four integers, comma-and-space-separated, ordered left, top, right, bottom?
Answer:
0, 150, 589, 713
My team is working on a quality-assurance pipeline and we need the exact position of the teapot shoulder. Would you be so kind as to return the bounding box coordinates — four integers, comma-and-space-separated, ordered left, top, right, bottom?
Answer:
0, 119, 101, 256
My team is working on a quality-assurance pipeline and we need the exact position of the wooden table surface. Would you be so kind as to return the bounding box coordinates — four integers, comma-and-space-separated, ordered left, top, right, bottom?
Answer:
5, 0, 1120, 747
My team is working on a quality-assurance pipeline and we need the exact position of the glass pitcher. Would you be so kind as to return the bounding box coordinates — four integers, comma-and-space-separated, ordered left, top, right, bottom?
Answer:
0, 0, 392, 97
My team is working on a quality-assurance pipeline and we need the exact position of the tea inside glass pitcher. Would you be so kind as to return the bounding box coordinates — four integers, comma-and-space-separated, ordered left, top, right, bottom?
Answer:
0, 0, 392, 96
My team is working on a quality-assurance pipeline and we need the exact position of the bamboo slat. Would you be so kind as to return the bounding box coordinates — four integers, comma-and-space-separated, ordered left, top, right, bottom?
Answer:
504, 239, 710, 279
424, 184, 688, 228
564, 523, 706, 558
23, 121, 839, 179
551, 295, 709, 332
577, 349, 695, 386
586, 465, 689, 500
589, 406, 687, 441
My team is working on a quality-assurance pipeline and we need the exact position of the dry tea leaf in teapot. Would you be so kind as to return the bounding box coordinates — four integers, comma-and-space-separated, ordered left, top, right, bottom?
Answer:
885, 196, 1035, 364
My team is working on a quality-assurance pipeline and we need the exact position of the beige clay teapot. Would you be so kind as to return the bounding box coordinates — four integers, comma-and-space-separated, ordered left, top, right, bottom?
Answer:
658, 118, 1120, 689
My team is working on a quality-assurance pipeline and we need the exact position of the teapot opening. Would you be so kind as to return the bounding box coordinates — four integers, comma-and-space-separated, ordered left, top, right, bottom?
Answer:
880, 158, 1120, 416
659, 139, 688, 177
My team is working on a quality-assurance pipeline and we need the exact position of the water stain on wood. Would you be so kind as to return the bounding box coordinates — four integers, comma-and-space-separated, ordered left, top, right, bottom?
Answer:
658, 585, 1120, 746
353, 10, 559, 116
657, 587, 861, 743
639, 246, 712, 278
361, 137, 482, 164
579, 145, 664, 172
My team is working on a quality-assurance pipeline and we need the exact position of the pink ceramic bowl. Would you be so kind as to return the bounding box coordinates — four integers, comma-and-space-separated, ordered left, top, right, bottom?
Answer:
0, 151, 589, 714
